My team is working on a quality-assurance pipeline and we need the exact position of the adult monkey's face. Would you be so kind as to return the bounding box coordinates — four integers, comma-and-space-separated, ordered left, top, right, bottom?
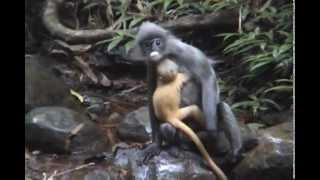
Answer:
140, 37, 164, 55
128, 36, 165, 62
127, 22, 169, 62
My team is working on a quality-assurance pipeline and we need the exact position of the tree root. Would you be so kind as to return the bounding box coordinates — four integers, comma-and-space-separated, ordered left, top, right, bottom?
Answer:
42, 0, 116, 44
42, 0, 237, 44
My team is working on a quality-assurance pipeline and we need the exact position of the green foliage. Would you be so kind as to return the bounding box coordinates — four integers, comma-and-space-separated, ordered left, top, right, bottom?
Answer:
231, 94, 281, 117
102, 0, 238, 54
217, 0, 293, 116
97, 0, 293, 117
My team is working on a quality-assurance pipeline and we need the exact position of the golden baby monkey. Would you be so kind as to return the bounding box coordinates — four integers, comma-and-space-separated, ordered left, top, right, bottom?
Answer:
152, 58, 228, 180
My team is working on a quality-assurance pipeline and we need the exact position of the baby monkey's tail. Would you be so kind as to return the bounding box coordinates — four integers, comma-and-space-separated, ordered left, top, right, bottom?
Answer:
169, 119, 228, 180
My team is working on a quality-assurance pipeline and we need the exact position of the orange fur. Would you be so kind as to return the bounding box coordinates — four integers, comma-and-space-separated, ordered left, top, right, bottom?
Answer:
152, 60, 228, 180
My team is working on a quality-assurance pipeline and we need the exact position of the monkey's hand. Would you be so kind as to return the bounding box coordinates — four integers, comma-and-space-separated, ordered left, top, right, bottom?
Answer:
181, 73, 190, 83
140, 142, 162, 164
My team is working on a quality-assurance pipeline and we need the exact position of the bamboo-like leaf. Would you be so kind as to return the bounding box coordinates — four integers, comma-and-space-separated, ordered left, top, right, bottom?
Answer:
107, 36, 123, 52
81, 2, 106, 11
124, 40, 134, 54
244, 53, 272, 64
129, 16, 145, 28
258, 0, 272, 13
275, 79, 292, 83
70, 89, 84, 103
163, 0, 174, 11
177, 0, 184, 6
224, 39, 264, 53
231, 101, 255, 109
264, 86, 293, 93
279, 44, 292, 54
261, 98, 282, 111
249, 61, 273, 72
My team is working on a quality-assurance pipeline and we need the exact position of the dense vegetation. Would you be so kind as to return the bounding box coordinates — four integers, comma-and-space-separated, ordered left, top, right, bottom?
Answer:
101, 0, 293, 119
216, 0, 293, 118
27, 0, 293, 120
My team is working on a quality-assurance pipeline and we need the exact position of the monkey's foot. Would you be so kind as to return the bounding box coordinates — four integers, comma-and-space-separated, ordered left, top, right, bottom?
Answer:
141, 142, 161, 164
225, 151, 242, 164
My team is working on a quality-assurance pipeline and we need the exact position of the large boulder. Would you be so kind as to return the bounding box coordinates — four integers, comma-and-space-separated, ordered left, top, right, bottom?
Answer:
231, 122, 293, 180
25, 107, 108, 156
25, 55, 83, 113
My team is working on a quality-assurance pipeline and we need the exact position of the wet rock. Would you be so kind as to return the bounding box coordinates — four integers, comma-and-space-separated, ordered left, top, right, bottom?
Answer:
25, 107, 108, 155
25, 55, 83, 113
84, 169, 118, 180
232, 122, 293, 180
117, 106, 151, 143
113, 143, 216, 180
83, 95, 105, 116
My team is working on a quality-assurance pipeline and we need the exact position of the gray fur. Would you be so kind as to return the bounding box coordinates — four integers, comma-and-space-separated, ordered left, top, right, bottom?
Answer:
129, 22, 242, 162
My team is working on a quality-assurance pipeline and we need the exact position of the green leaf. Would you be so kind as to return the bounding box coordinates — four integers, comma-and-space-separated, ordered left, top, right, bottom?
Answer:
231, 101, 255, 109
262, 99, 282, 111
129, 16, 145, 28
272, 48, 280, 58
258, 0, 272, 12
260, 42, 267, 50
124, 40, 134, 54
70, 89, 84, 103
224, 39, 263, 53
177, 0, 184, 6
249, 61, 273, 72
244, 53, 272, 64
279, 44, 292, 54
229, 45, 255, 56
163, 0, 174, 11
275, 79, 292, 83
107, 36, 123, 52
264, 85, 293, 93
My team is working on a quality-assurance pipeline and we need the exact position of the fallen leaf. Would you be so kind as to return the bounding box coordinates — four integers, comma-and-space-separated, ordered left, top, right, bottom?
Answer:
70, 89, 84, 103
99, 73, 112, 87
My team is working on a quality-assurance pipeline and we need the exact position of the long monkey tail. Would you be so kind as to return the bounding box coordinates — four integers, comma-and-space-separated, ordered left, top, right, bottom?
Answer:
170, 119, 228, 180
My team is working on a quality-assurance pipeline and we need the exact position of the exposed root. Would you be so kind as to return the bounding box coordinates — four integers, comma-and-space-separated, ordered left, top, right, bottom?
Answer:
42, 0, 116, 44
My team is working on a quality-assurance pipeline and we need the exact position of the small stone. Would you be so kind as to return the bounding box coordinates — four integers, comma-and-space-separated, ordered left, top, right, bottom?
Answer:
117, 107, 151, 143
107, 112, 121, 123
113, 143, 216, 180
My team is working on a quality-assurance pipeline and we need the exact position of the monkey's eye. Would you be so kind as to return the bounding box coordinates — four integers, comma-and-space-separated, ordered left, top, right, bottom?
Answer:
155, 39, 161, 46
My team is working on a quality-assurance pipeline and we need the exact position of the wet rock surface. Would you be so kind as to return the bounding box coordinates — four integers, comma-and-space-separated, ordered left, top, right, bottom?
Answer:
26, 142, 217, 180
231, 121, 293, 180
26, 107, 293, 180
25, 107, 108, 156
117, 106, 151, 143
113, 143, 216, 180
